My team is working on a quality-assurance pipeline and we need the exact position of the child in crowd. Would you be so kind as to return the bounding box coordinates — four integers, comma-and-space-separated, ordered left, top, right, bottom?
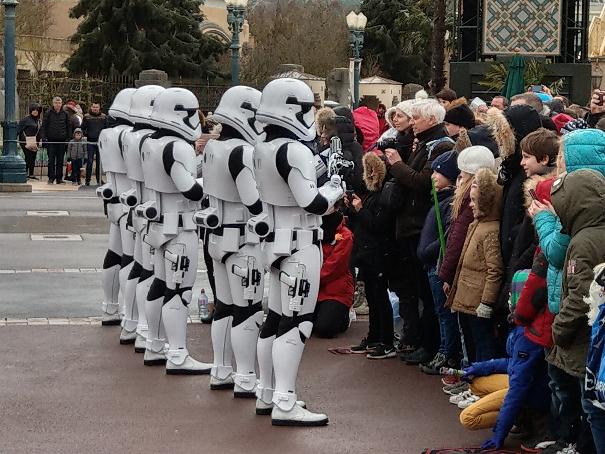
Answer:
439, 145, 495, 310
527, 129, 605, 453
417, 150, 461, 374
349, 153, 397, 359
313, 211, 354, 339
67, 128, 86, 185
584, 264, 605, 454
446, 168, 502, 363
538, 169, 605, 454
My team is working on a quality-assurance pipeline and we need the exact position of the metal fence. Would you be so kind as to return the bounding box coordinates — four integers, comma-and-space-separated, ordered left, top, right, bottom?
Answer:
17, 73, 230, 114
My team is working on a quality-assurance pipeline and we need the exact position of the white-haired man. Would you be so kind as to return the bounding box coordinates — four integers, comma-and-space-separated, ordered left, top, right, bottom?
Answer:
383, 98, 454, 368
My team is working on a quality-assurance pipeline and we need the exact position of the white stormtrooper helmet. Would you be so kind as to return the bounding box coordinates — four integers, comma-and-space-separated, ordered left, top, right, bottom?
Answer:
109, 88, 137, 123
149, 87, 201, 142
213, 86, 264, 143
256, 78, 316, 141
129, 85, 165, 124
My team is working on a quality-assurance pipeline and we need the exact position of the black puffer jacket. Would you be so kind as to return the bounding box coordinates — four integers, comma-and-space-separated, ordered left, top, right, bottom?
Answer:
389, 123, 452, 240
17, 103, 42, 149
42, 107, 71, 142
499, 105, 541, 267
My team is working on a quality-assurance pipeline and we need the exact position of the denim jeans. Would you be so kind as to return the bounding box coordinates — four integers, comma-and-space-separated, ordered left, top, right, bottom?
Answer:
580, 377, 599, 453
458, 312, 497, 363
427, 267, 459, 359
71, 158, 82, 183
549, 363, 582, 444
86, 143, 100, 183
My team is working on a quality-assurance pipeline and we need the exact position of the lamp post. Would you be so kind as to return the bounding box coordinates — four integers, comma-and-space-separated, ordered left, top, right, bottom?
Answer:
346, 11, 367, 109
0, 0, 26, 184
226, 0, 247, 86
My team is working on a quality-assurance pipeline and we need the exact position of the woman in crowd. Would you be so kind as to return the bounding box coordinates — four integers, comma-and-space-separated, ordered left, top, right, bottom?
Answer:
17, 102, 43, 180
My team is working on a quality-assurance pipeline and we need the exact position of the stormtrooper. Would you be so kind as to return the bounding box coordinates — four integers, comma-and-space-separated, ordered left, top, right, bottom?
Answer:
97, 88, 136, 326
250, 78, 344, 425
193, 86, 265, 396
139, 87, 211, 374
119, 85, 165, 352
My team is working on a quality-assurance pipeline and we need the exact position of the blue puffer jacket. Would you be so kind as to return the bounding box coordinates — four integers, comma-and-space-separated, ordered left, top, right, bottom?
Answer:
563, 129, 605, 175
531, 129, 605, 314
534, 211, 569, 314
469, 327, 549, 446
586, 303, 605, 411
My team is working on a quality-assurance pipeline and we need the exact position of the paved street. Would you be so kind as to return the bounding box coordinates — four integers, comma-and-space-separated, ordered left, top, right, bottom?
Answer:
0, 188, 497, 453
0, 188, 211, 318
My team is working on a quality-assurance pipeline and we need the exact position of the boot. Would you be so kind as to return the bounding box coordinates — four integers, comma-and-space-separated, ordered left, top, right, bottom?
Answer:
271, 403, 329, 427
101, 301, 121, 326
256, 399, 307, 416
210, 374, 235, 390
166, 349, 212, 375
119, 327, 137, 344
134, 334, 146, 353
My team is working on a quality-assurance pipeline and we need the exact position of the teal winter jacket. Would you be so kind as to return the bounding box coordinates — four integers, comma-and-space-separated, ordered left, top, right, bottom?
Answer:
533, 210, 569, 314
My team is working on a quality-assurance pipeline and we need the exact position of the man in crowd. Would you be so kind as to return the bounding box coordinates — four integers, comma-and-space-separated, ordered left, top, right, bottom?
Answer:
82, 102, 108, 186
42, 96, 71, 185
490, 96, 508, 111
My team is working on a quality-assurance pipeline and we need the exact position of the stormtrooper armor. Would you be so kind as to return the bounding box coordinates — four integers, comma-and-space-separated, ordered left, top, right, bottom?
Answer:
97, 88, 136, 326
140, 87, 211, 374
120, 85, 165, 352
193, 86, 266, 396
251, 78, 344, 425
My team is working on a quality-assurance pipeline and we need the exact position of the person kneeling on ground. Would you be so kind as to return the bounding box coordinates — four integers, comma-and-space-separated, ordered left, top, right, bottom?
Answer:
313, 210, 354, 338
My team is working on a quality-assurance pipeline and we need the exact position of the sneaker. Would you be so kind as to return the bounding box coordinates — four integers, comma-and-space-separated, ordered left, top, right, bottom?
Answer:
367, 344, 396, 359
352, 281, 366, 308
403, 347, 432, 365
57, 180, 66, 185
47, 180, 53, 185
85, 181, 90, 186
395, 342, 417, 354
540, 441, 574, 454
442, 381, 469, 396
350, 337, 378, 354
354, 301, 369, 316
557, 444, 578, 454
442, 375, 460, 386
419, 352, 448, 375
457, 393, 479, 409
449, 390, 474, 405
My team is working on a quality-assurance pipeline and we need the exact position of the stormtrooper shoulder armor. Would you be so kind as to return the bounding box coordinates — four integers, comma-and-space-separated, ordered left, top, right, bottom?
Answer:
99, 125, 131, 174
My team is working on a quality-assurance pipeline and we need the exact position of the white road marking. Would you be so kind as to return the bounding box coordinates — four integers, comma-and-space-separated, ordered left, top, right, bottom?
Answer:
26, 210, 69, 216
31, 234, 83, 241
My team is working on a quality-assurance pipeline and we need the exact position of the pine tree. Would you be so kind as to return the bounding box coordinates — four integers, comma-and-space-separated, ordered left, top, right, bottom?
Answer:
360, 0, 433, 84
65, 0, 226, 79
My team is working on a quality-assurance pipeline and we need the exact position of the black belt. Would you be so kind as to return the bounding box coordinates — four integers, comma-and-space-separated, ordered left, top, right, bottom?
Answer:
210, 223, 245, 236
107, 196, 120, 204
265, 229, 320, 244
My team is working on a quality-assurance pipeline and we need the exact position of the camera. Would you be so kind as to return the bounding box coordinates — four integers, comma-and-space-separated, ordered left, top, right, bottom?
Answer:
375, 138, 398, 152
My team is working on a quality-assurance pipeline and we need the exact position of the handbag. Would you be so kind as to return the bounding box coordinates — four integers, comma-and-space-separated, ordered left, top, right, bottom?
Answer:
25, 135, 38, 151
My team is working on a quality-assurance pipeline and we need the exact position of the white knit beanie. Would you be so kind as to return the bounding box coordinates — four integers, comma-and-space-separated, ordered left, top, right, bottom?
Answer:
457, 145, 496, 174
395, 100, 416, 118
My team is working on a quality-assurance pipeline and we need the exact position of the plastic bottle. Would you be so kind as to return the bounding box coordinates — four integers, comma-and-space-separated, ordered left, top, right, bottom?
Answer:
198, 289, 209, 321
439, 367, 465, 377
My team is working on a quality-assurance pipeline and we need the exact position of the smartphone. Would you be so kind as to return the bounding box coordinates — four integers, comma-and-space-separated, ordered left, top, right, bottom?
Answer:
531, 84, 543, 93
528, 188, 538, 201
345, 190, 355, 202
597, 92, 605, 107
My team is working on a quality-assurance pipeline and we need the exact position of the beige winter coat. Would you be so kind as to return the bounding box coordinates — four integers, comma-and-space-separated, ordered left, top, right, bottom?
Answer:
446, 169, 504, 314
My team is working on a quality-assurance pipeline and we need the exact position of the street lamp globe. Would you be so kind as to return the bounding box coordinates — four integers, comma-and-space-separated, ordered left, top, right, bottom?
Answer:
226, 0, 248, 7
346, 11, 358, 29
357, 13, 367, 30
346, 11, 367, 30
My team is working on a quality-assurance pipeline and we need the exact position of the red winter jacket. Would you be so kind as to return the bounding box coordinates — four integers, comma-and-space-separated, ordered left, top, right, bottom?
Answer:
353, 106, 380, 152
513, 248, 555, 348
319, 221, 354, 308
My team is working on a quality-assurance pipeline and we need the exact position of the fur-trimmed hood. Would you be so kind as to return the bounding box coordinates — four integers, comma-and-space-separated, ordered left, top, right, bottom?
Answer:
473, 168, 502, 220
522, 175, 554, 208
362, 152, 386, 192
484, 107, 516, 159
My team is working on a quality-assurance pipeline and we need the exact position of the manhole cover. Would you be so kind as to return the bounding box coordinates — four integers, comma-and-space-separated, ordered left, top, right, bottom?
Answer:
31, 234, 82, 241
26, 210, 69, 216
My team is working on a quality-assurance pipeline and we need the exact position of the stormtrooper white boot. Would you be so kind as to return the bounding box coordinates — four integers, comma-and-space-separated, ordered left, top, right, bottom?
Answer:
134, 272, 153, 353
144, 338, 167, 366
271, 402, 328, 427
210, 312, 234, 389
101, 301, 121, 326
270, 325, 327, 426
232, 308, 264, 398
255, 334, 275, 414
163, 296, 211, 375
